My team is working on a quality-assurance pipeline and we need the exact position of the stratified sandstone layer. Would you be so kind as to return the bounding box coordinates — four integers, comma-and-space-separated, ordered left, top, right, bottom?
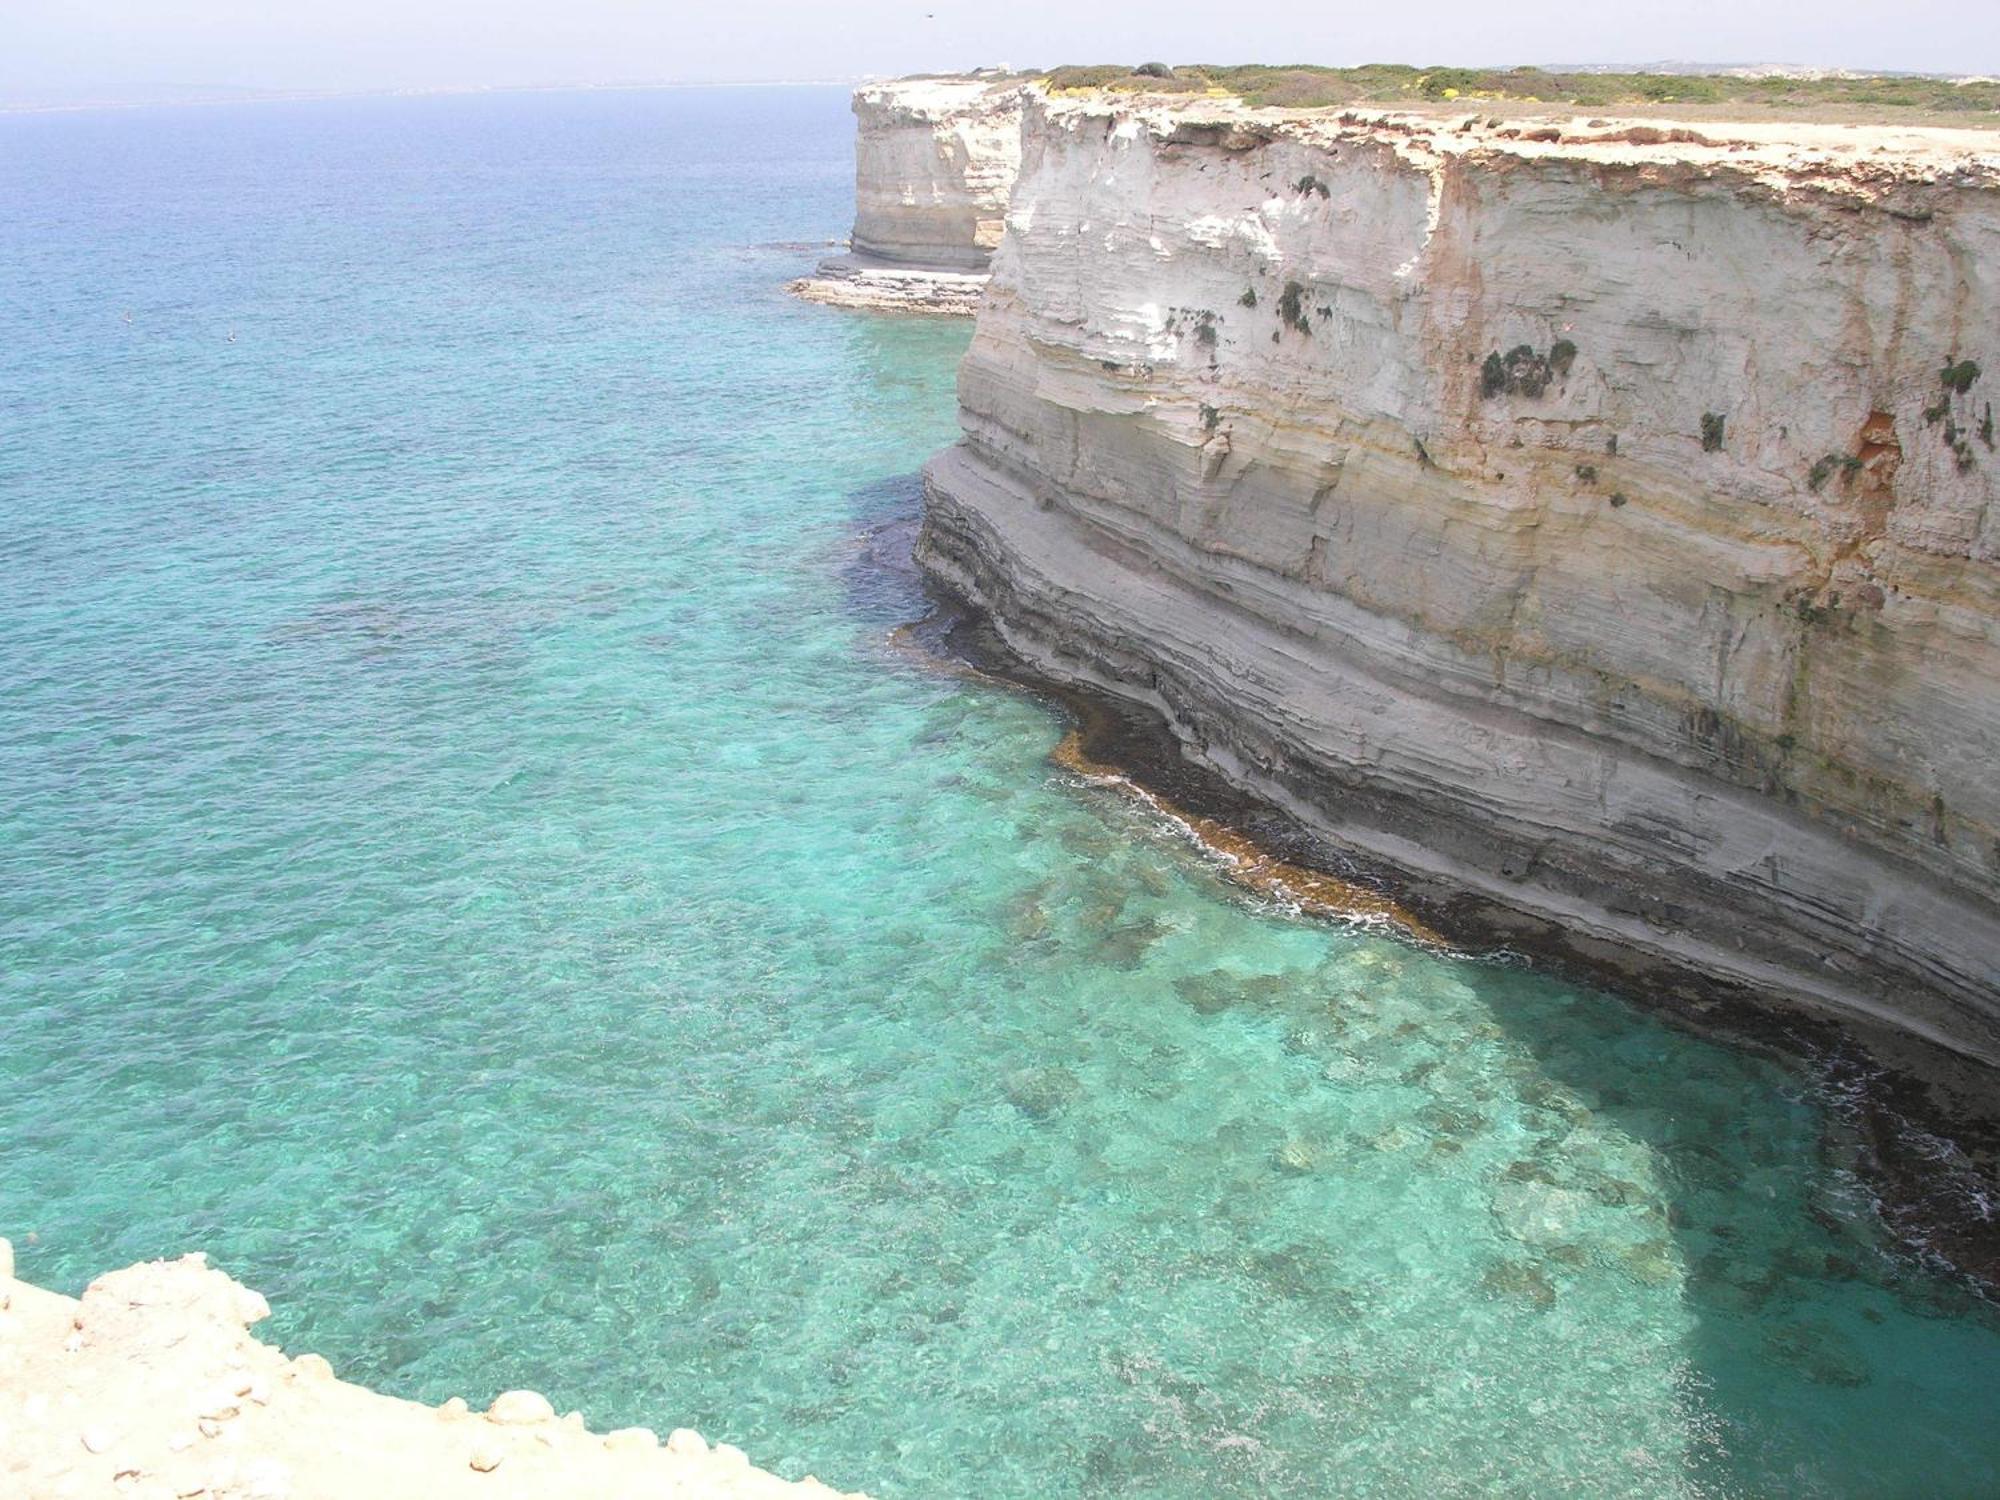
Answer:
790, 77, 1024, 316
919, 92, 2000, 1061
0, 1242, 865, 1500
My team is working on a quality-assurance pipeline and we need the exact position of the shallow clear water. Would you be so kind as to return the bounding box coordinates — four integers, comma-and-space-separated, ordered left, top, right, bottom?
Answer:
3, 86, 1998, 1499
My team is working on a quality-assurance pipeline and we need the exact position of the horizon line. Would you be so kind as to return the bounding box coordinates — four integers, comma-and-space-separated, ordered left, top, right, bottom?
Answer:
0, 76, 883, 118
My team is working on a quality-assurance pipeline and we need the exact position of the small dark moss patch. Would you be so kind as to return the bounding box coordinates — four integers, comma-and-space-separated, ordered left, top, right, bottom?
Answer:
1479, 341, 1574, 400
1807, 453, 1864, 492
1941, 359, 1982, 396
1278, 281, 1313, 336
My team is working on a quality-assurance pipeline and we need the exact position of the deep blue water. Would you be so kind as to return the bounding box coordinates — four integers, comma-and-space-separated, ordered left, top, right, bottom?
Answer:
3, 85, 1999, 1498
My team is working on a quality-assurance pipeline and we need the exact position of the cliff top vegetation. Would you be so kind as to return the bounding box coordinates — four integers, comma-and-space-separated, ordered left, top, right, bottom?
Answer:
1035, 63, 2000, 118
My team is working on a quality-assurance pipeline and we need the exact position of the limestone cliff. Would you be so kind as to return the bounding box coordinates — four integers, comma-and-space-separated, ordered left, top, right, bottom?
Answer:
919, 92, 2000, 1061
791, 77, 1025, 315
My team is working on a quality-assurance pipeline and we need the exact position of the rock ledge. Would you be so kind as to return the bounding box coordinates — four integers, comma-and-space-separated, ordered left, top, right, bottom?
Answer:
0, 1243, 866, 1500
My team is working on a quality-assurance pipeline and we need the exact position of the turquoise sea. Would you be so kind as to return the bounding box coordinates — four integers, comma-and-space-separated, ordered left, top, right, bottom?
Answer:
3, 86, 1999, 1498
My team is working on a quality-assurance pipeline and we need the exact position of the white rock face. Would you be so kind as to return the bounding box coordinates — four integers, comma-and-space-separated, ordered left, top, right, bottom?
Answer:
920, 94, 2000, 1059
791, 77, 1025, 316
849, 77, 1026, 270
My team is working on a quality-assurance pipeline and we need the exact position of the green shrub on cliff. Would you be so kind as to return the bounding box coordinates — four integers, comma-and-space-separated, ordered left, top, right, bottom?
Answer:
1807, 453, 1864, 492
1701, 412, 1726, 452
1043, 63, 1206, 95
1034, 63, 2000, 117
1478, 343, 1567, 400
1509, 346, 1551, 398
1941, 359, 1982, 395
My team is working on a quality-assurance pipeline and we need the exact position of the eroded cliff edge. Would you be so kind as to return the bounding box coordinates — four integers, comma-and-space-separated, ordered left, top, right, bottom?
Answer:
790, 77, 1025, 316
918, 93, 2000, 1062
0, 1242, 866, 1499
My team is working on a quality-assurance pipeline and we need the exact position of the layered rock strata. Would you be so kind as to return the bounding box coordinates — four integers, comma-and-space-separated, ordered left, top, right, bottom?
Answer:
787, 254, 991, 315
0, 1242, 865, 1500
790, 77, 1024, 315
919, 93, 2000, 1061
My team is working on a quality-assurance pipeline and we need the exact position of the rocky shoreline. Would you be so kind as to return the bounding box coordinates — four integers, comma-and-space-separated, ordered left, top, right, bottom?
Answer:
800, 75, 2000, 1291
906, 579, 2000, 1295
0, 1244, 867, 1500
787, 252, 989, 316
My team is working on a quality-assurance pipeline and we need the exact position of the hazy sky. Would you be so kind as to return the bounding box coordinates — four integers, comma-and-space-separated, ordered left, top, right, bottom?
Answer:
5, 0, 1997, 108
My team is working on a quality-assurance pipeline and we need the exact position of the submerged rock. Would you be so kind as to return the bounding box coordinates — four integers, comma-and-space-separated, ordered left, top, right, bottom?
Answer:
1762, 1319, 1873, 1387
1005, 896, 1049, 942
1272, 1137, 1318, 1175
1283, 1022, 1324, 1055
1248, 1242, 1344, 1300
1001, 1065, 1084, 1120
1096, 916, 1166, 967
1173, 972, 1238, 1015
1619, 1241, 1682, 1288
1492, 1181, 1593, 1245
1480, 1259, 1558, 1309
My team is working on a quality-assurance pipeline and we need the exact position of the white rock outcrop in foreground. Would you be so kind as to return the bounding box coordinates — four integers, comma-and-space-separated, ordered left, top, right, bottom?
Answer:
920, 94, 2000, 1060
0, 1244, 866, 1500
790, 77, 1025, 316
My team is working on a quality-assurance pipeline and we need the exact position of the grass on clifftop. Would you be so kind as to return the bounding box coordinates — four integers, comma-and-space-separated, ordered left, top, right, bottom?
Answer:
1038, 63, 2000, 116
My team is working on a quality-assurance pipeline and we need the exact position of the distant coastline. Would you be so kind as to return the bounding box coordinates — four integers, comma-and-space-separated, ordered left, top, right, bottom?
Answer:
0, 77, 867, 118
